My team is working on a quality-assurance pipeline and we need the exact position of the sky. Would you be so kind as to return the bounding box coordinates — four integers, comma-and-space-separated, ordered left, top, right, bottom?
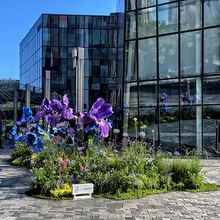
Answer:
0, 0, 116, 80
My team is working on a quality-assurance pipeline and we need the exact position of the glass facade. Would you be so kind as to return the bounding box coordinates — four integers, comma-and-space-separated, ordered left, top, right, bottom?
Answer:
20, 13, 124, 129
123, 0, 220, 151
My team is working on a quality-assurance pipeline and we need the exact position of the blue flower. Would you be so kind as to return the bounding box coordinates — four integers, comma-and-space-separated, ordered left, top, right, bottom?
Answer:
17, 106, 34, 126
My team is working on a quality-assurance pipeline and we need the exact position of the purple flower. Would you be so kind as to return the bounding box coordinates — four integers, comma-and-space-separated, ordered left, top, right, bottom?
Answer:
180, 92, 188, 102
167, 151, 173, 157
160, 93, 168, 102
138, 131, 145, 138
34, 94, 76, 127
174, 151, 181, 156
77, 147, 85, 152
80, 98, 113, 138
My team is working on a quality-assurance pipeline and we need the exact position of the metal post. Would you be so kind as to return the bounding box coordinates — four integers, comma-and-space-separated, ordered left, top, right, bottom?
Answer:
0, 117, 2, 149
14, 89, 18, 124
44, 70, 51, 99
44, 70, 51, 130
72, 47, 84, 117
25, 83, 31, 108
217, 121, 220, 151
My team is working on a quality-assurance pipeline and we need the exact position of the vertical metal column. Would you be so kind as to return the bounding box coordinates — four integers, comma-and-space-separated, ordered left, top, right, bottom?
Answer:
217, 121, 220, 151
73, 47, 84, 118
14, 89, 18, 124
44, 70, 51, 99
44, 70, 51, 129
195, 0, 202, 152
0, 116, 2, 149
25, 83, 31, 109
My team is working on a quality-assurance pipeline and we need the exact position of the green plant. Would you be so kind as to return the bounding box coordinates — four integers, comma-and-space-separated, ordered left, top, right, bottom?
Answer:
171, 156, 203, 189
11, 142, 33, 167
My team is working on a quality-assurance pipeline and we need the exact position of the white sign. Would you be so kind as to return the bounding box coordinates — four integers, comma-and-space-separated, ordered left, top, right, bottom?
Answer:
72, 183, 94, 200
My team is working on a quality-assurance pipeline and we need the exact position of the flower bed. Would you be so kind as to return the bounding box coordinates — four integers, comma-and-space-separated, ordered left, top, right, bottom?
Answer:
9, 95, 218, 200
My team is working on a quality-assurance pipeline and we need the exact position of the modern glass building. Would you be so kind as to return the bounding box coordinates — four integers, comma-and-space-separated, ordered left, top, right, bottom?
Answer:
20, 13, 124, 120
123, 0, 220, 152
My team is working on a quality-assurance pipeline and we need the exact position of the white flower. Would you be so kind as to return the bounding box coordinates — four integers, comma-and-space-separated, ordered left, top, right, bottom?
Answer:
138, 131, 145, 138
122, 132, 129, 137
113, 129, 120, 134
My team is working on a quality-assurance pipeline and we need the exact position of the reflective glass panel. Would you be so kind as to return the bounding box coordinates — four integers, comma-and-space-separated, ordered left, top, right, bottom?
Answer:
51, 28, 59, 46
76, 29, 84, 47
203, 105, 220, 149
139, 107, 158, 143
43, 15, 50, 27
85, 16, 93, 28
100, 17, 109, 29
123, 107, 138, 138
159, 79, 179, 106
137, 7, 156, 38
76, 16, 84, 28
180, 31, 202, 77
125, 40, 137, 81
101, 30, 109, 47
68, 29, 75, 46
180, 106, 199, 148
59, 29, 67, 46
84, 29, 93, 47
158, 3, 178, 35
138, 38, 157, 80
204, 0, 220, 27
180, 0, 202, 31
43, 28, 50, 46
137, 0, 156, 8
203, 76, 220, 104
180, 80, 202, 149
68, 16, 76, 28
159, 34, 178, 79
204, 28, 220, 75
159, 106, 179, 149
125, 11, 136, 40
180, 78, 202, 106
139, 81, 157, 107
124, 82, 138, 108
59, 16, 67, 28
51, 16, 59, 27
126, 0, 136, 11
93, 17, 101, 28
93, 30, 101, 46
109, 30, 117, 47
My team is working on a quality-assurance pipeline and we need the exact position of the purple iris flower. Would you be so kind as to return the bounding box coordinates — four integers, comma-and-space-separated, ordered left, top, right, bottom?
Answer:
160, 93, 168, 102
180, 92, 188, 102
34, 94, 76, 127
80, 98, 113, 138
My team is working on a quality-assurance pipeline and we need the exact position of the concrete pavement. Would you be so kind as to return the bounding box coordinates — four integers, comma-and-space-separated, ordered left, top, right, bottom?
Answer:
1, 146, 220, 220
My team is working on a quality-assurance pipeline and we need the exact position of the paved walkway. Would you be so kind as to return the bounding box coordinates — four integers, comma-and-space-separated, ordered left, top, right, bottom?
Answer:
1, 146, 220, 220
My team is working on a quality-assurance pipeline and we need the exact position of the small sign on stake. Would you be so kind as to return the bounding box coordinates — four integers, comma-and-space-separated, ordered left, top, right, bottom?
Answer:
72, 183, 94, 200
